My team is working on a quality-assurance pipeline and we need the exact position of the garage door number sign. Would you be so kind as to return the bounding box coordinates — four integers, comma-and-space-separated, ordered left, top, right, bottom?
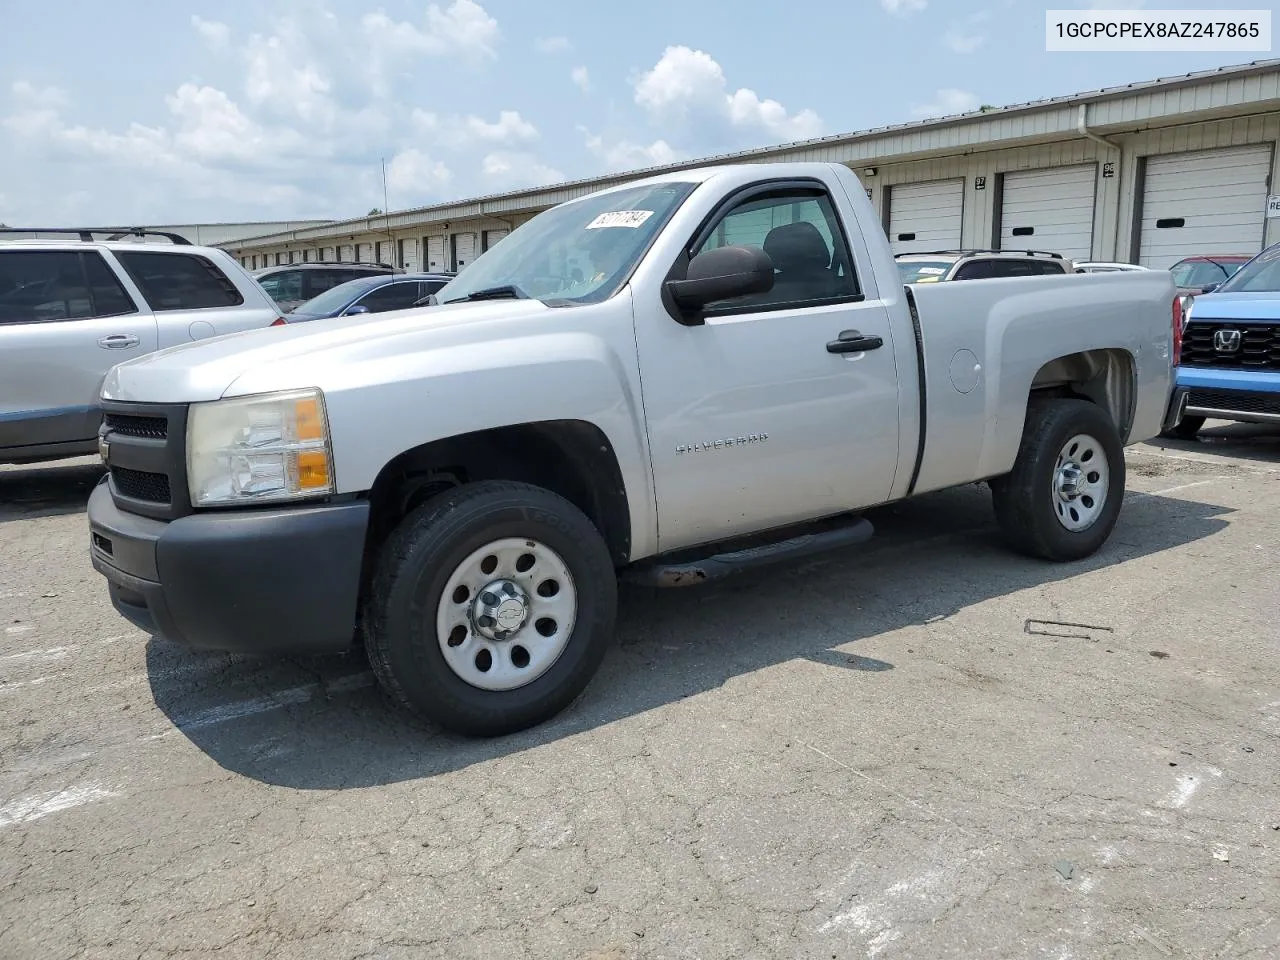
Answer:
1267, 195, 1280, 219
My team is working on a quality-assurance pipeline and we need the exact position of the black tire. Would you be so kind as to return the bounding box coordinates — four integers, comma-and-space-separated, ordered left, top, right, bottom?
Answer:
990, 398, 1125, 562
1161, 415, 1205, 441
364, 480, 617, 737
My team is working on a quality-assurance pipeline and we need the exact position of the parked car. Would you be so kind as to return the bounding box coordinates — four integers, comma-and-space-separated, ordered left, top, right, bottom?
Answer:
0, 227, 282, 465
254, 261, 400, 313
273, 272, 456, 325
1168, 254, 1251, 307
87, 161, 1177, 737
896, 249, 1073, 284
1163, 241, 1280, 439
1074, 261, 1150, 274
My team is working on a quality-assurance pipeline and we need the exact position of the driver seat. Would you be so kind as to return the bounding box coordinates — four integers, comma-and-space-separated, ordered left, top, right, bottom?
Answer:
762, 221, 836, 301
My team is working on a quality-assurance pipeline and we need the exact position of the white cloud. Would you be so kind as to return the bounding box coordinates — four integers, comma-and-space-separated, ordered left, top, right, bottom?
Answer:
582, 130, 684, 172
10, 81, 68, 110
910, 88, 981, 119
881, 0, 926, 14
191, 15, 230, 48
535, 36, 570, 54
944, 12, 988, 53
571, 66, 591, 92
165, 84, 310, 165
386, 148, 453, 194
411, 109, 537, 148
633, 46, 821, 143
481, 151, 564, 187
363, 0, 499, 60
944, 30, 983, 53
244, 31, 333, 122
465, 110, 537, 142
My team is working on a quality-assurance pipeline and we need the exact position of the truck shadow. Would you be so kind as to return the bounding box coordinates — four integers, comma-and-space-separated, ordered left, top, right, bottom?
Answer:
1154, 421, 1280, 467
143, 481, 1235, 790
0, 458, 105, 522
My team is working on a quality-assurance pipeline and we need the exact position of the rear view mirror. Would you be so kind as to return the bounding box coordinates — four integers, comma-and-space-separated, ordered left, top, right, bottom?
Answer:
664, 245, 774, 322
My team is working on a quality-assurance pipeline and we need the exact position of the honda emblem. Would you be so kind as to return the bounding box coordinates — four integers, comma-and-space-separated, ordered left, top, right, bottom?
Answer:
1212, 329, 1242, 353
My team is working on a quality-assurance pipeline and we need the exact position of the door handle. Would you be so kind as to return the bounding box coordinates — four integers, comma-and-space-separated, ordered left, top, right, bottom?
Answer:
98, 334, 140, 349
826, 330, 883, 354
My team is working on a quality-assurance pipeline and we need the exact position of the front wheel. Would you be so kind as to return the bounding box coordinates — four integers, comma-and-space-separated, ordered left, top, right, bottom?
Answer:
991, 399, 1125, 562
363, 481, 617, 737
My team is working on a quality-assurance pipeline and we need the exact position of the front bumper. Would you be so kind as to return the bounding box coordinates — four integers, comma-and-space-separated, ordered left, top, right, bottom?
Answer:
1168, 368, 1280, 426
87, 479, 370, 653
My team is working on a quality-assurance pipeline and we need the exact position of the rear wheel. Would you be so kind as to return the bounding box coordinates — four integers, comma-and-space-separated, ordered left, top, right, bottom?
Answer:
991, 399, 1125, 562
364, 481, 617, 737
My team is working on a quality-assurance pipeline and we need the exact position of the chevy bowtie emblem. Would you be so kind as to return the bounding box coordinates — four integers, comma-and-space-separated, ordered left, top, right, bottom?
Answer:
1212, 328, 1242, 353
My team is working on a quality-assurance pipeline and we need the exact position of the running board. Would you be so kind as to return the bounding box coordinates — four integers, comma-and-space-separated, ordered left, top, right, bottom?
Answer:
622, 516, 874, 588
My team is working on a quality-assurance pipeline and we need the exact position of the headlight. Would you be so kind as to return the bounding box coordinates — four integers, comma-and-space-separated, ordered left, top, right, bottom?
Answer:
187, 388, 334, 507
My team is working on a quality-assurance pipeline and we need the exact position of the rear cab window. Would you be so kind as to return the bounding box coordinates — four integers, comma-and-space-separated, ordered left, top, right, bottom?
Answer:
897, 260, 953, 284
0, 250, 138, 324
114, 251, 244, 310
953, 258, 1066, 281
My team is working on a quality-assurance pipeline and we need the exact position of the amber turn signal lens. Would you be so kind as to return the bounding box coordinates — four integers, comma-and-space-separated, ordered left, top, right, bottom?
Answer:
296, 451, 330, 489
295, 397, 325, 441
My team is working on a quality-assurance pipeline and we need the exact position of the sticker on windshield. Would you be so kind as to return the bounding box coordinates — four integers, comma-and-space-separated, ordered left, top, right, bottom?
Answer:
586, 210, 654, 230
917, 267, 946, 275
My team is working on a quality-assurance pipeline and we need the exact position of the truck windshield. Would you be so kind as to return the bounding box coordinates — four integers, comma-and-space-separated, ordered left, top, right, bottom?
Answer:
896, 260, 952, 284
436, 181, 698, 306
1215, 246, 1280, 293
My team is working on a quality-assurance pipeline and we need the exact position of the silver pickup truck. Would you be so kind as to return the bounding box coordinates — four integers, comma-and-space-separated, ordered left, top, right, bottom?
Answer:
86, 161, 1180, 736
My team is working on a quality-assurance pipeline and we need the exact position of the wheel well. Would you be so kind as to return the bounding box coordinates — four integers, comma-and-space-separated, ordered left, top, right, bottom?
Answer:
361, 420, 632, 593
1029, 348, 1136, 441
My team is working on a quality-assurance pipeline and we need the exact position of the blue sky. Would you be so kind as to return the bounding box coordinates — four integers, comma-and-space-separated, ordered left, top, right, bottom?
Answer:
0, 0, 1268, 225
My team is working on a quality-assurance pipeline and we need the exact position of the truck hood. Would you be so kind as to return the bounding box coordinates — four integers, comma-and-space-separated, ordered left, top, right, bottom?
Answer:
101, 299, 554, 403
1188, 292, 1280, 322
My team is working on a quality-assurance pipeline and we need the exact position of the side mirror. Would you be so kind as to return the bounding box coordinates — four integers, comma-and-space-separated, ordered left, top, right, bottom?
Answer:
1201, 282, 1220, 294
344, 304, 370, 316
664, 245, 774, 322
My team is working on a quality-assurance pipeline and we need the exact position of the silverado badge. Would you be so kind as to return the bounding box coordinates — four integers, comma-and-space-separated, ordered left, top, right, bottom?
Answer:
676, 433, 769, 455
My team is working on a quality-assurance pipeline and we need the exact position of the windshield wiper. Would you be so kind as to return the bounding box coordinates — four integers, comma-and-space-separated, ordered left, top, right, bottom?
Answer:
441, 283, 530, 304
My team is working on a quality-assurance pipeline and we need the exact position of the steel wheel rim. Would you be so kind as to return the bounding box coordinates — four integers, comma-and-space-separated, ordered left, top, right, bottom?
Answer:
435, 537, 578, 692
1052, 432, 1109, 532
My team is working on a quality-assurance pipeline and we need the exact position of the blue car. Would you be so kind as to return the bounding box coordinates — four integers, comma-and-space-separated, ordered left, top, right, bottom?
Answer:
1164, 242, 1280, 439
274, 271, 455, 324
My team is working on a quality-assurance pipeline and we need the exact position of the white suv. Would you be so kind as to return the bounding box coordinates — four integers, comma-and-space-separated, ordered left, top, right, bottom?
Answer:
895, 249, 1074, 284
0, 228, 282, 465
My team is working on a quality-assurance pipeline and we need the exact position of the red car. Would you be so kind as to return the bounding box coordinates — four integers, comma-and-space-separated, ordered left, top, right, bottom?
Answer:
1169, 254, 1252, 300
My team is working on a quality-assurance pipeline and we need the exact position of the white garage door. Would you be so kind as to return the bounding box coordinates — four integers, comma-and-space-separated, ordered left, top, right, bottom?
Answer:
339, 244, 354, 262
1138, 145, 1272, 269
452, 232, 478, 270
321, 247, 335, 261
1000, 164, 1097, 261
888, 179, 964, 255
425, 236, 447, 271
356, 242, 373, 263
398, 238, 418, 271
483, 228, 510, 251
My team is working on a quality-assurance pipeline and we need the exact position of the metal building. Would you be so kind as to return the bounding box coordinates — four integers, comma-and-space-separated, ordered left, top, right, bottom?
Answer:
223, 59, 1280, 272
